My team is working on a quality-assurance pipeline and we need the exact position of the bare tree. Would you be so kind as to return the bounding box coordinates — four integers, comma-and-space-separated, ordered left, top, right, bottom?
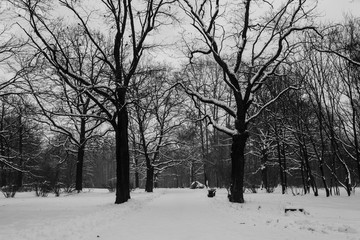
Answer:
308, 19, 359, 193
178, 0, 318, 203
177, 58, 232, 188
0, 95, 41, 190
129, 65, 184, 192
12, 0, 176, 203
0, 4, 31, 187
0, 4, 26, 98
315, 18, 360, 186
22, 25, 107, 192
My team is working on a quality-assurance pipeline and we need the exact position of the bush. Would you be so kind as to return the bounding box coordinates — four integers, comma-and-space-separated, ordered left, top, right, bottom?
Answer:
20, 184, 34, 192
289, 186, 302, 196
266, 187, 275, 193
34, 181, 52, 197
53, 182, 64, 197
244, 184, 260, 193
1, 185, 17, 198
62, 184, 75, 194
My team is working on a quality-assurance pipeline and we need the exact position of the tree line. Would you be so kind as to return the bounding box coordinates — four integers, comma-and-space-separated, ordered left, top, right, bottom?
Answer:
0, 0, 359, 204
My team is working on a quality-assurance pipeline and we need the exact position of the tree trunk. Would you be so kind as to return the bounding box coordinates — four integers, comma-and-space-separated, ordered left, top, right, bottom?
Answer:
134, 158, 139, 189
303, 147, 317, 195
115, 90, 131, 204
261, 148, 268, 191
282, 142, 288, 191
132, 137, 140, 189
229, 131, 249, 203
353, 119, 360, 187
190, 161, 194, 185
154, 173, 159, 188
300, 156, 307, 194
75, 118, 86, 192
275, 124, 286, 194
330, 148, 338, 195
348, 87, 360, 184
333, 139, 352, 196
318, 112, 330, 197
300, 133, 318, 196
277, 140, 285, 194
145, 166, 154, 192
0, 103, 6, 187
302, 155, 310, 194
17, 115, 23, 189
304, 155, 318, 196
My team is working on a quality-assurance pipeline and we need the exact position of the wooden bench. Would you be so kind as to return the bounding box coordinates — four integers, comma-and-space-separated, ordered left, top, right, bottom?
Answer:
285, 207, 304, 213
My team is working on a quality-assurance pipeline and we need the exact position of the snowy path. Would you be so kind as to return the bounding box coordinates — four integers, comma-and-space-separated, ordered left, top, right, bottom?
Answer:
1, 188, 360, 240
86, 189, 243, 240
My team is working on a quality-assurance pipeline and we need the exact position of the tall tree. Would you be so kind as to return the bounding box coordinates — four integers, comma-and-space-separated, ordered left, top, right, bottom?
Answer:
129, 65, 184, 192
0, 95, 42, 188
23, 25, 106, 192
12, 0, 176, 203
315, 18, 360, 186
178, 0, 318, 203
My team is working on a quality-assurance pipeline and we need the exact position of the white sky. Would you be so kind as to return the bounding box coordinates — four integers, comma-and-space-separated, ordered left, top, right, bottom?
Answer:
317, 0, 360, 21
1, 0, 360, 72
158, 0, 360, 66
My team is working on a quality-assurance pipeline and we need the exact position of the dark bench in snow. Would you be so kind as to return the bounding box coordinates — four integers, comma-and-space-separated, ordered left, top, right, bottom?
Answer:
285, 207, 304, 213
207, 188, 216, 197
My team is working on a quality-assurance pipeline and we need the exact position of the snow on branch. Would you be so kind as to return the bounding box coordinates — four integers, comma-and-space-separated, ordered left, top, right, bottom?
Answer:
176, 82, 236, 118
204, 115, 236, 136
247, 85, 300, 123
316, 48, 360, 67
0, 157, 37, 175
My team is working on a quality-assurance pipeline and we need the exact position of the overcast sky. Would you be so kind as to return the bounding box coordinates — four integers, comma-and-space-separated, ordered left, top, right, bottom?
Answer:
317, 0, 360, 21
1, 0, 360, 72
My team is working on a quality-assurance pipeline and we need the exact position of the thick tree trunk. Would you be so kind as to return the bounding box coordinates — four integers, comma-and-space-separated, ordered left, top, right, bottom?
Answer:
75, 148, 85, 192
75, 146, 85, 192
115, 90, 131, 204
145, 166, 154, 192
229, 131, 249, 203
75, 118, 86, 192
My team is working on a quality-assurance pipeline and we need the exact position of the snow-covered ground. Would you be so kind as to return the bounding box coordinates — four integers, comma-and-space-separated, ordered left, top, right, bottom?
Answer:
1, 188, 359, 240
